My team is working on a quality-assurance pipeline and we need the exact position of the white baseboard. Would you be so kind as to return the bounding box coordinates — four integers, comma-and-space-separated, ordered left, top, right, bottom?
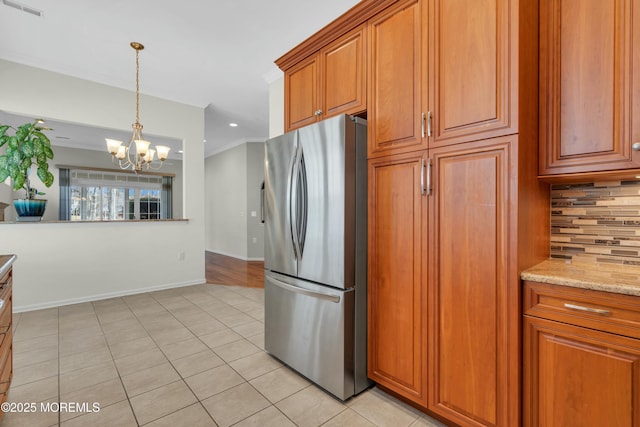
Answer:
13, 278, 207, 313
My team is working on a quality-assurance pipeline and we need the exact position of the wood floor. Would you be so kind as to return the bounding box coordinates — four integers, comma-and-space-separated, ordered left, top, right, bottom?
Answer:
205, 251, 264, 288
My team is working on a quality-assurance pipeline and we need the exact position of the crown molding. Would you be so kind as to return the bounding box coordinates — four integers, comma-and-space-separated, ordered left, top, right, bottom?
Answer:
275, 0, 396, 71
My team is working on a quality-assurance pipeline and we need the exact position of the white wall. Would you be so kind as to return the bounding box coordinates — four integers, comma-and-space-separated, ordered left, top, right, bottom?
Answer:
204, 142, 264, 260
269, 77, 284, 138
205, 144, 247, 258
0, 59, 205, 311
246, 143, 265, 259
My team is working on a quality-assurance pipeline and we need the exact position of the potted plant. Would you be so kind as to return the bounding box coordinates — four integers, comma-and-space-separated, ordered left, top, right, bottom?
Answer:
0, 119, 54, 221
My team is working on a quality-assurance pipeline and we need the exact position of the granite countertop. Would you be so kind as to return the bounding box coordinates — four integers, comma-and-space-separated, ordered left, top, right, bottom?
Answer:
521, 259, 640, 297
0, 255, 17, 279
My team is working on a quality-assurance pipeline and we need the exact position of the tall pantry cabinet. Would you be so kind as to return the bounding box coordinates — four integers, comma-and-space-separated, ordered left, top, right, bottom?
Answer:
276, 0, 549, 426
367, 0, 548, 426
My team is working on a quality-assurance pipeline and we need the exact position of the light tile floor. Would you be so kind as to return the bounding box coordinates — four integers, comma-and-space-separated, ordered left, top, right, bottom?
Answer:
3, 283, 447, 427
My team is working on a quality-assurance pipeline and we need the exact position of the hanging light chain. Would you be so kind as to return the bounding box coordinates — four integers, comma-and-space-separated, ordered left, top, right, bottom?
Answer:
135, 44, 141, 124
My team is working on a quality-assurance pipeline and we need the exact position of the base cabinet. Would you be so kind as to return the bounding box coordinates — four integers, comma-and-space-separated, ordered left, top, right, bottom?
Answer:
0, 263, 13, 422
524, 317, 640, 427
523, 281, 640, 426
367, 151, 428, 405
427, 138, 514, 427
368, 136, 527, 426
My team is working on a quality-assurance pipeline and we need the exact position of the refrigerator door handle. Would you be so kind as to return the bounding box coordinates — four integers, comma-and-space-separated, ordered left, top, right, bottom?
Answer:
266, 275, 341, 303
260, 180, 265, 224
298, 148, 308, 256
290, 142, 302, 260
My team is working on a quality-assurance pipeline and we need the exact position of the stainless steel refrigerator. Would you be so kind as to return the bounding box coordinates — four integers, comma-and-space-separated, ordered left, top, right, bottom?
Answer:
263, 114, 369, 400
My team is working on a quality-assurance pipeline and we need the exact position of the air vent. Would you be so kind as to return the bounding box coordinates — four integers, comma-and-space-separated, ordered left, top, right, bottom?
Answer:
2, 0, 43, 17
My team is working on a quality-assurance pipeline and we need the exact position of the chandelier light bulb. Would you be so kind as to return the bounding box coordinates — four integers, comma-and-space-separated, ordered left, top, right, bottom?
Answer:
106, 138, 123, 155
116, 145, 127, 160
134, 139, 150, 157
143, 149, 155, 163
156, 145, 170, 161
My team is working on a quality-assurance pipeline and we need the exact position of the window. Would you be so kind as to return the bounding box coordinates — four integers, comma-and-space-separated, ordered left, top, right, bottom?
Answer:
60, 169, 172, 221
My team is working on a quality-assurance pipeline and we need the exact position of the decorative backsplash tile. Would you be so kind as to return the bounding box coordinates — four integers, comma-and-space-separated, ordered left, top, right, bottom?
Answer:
551, 180, 640, 265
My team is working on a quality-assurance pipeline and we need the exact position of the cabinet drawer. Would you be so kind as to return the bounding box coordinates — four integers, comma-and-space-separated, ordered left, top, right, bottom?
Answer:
524, 281, 640, 339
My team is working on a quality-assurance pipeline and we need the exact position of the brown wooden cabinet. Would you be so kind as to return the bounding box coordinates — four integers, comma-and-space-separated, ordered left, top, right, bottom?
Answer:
523, 281, 640, 426
368, 0, 518, 158
427, 137, 515, 426
539, 0, 640, 176
429, 0, 516, 146
367, 0, 426, 157
277, 1, 548, 425
285, 55, 319, 131
367, 151, 428, 405
0, 260, 13, 422
368, 134, 547, 427
284, 25, 366, 132
366, 0, 546, 425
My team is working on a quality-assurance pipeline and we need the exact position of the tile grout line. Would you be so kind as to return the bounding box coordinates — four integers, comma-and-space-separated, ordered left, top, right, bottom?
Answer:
148, 287, 268, 426
130, 298, 216, 426
153, 285, 286, 426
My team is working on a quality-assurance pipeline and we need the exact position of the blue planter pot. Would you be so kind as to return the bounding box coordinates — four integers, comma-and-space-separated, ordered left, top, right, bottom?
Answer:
13, 199, 47, 222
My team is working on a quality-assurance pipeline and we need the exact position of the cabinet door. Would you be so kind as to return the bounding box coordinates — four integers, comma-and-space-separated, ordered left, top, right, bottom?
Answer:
429, 0, 515, 146
524, 316, 640, 427
285, 55, 320, 132
540, 0, 640, 175
428, 136, 515, 426
321, 25, 366, 119
367, 0, 427, 157
368, 151, 428, 406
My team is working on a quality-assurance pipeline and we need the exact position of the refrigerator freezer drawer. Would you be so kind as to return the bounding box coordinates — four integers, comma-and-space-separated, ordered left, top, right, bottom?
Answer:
264, 272, 355, 400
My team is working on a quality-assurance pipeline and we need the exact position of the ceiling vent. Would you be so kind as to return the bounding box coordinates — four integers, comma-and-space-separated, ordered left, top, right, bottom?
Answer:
2, 0, 43, 17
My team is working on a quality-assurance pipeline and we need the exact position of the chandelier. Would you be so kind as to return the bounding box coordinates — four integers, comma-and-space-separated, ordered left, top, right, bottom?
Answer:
105, 42, 170, 172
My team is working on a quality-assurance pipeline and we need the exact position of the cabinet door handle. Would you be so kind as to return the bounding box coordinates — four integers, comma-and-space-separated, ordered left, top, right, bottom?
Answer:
420, 159, 425, 195
426, 158, 432, 196
427, 111, 432, 137
421, 112, 426, 138
632, 142, 640, 151
563, 303, 611, 315
314, 110, 323, 116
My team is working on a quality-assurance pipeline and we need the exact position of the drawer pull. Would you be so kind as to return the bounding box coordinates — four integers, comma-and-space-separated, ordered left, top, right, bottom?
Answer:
563, 303, 610, 315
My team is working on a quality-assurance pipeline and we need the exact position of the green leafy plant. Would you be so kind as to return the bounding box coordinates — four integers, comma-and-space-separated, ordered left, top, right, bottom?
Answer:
0, 119, 54, 200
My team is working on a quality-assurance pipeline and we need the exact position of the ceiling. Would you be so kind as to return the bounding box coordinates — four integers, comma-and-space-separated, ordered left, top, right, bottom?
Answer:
0, 0, 360, 156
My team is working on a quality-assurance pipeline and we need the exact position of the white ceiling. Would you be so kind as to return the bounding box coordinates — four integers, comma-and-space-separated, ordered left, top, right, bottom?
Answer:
0, 0, 360, 156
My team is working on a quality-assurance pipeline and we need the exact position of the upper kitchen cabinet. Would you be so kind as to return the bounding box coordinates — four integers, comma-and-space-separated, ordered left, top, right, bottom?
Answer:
368, 0, 426, 157
368, 0, 519, 158
285, 55, 319, 131
322, 26, 367, 120
429, 0, 516, 146
283, 25, 367, 132
539, 0, 640, 176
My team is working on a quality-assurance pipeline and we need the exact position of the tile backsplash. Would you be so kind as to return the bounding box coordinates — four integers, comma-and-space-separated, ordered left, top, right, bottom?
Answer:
551, 180, 640, 265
